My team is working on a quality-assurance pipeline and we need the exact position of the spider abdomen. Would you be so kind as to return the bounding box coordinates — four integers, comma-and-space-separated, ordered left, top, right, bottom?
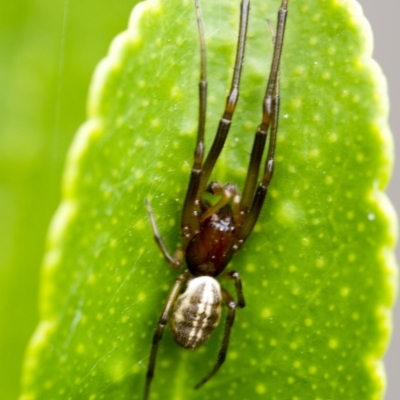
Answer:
171, 276, 222, 349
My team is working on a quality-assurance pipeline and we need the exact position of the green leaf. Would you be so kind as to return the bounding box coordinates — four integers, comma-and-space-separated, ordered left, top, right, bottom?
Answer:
0, 1, 138, 398
20, 0, 396, 399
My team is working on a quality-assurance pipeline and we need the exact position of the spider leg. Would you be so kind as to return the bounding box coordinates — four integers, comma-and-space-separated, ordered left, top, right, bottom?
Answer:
199, 181, 240, 222
145, 199, 183, 269
224, 270, 245, 307
181, 0, 208, 241
196, 0, 250, 196
194, 283, 243, 389
238, 0, 288, 240
144, 271, 190, 400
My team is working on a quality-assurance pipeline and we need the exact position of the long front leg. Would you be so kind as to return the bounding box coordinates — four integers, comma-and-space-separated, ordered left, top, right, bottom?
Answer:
239, 0, 288, 243
240, 0, 288, 215
181, 0, 208, 240
144, 271, 190, 400
196, 0, 250, 197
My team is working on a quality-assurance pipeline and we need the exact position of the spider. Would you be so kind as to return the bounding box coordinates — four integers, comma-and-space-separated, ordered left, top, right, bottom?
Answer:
143, 0, 288, 398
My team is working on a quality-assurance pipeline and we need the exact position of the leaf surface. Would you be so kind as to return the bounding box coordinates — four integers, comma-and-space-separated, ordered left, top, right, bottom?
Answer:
20, 0, 396, 399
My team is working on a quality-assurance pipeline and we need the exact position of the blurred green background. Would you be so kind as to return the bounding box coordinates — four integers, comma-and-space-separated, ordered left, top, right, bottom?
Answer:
0, 1, 138, 398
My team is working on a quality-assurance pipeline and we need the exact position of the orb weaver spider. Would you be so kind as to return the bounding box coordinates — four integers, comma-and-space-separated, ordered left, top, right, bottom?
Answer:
144, 0, 288, 398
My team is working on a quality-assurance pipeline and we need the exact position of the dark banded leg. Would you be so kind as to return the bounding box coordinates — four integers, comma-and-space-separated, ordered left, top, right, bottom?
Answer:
196, 0, 250, 197
194, 287, 239, 389
145, 199, 183, 268
181, 0, 208, 241
239, 0, 288, 239
225, 270, 245, 308
144, 271, 190, 400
